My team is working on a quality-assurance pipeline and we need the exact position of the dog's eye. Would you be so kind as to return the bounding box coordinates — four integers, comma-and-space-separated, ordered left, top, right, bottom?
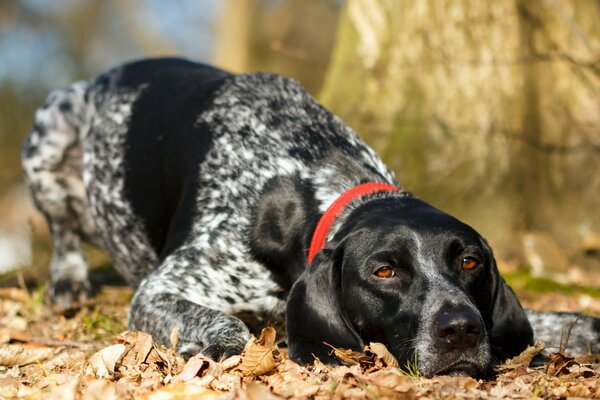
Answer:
374, 265, 395, 278
462, 257, 481, 270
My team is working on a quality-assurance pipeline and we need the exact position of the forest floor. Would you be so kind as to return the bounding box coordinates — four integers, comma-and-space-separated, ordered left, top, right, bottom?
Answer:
1, 251, 599, 399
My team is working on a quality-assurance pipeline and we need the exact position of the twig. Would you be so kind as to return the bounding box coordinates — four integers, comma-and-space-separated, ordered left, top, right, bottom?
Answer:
14, 337, 101, 351
559, 318, 579, 353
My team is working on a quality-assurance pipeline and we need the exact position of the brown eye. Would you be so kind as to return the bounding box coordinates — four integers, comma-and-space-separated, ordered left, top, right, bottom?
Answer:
462, 257, 480, 270
374, 265, 395, 278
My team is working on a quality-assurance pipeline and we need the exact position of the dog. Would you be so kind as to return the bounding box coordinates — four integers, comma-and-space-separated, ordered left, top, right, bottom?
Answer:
22, 58, 599, 377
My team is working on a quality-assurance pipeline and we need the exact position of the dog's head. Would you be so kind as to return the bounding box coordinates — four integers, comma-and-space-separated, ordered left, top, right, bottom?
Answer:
286, 195, 533, 377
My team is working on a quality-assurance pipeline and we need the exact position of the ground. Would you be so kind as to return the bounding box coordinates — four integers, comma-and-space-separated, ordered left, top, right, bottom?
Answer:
0, 245, 599, 399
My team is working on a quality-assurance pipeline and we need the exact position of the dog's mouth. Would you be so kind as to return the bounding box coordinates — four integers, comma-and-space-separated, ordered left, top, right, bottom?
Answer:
429, 359, 488, 378
393, 343, 491, 378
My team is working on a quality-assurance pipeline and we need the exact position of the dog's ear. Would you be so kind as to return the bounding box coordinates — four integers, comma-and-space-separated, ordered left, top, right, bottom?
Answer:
486, 257, 534, 360
286, 245, 363, 365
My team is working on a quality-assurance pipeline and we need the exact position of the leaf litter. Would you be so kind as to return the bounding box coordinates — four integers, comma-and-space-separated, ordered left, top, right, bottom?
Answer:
0, 286, 599, 399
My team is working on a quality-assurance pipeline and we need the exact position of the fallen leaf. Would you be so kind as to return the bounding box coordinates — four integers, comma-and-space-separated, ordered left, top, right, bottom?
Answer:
170, 327, 180, 350
268, 373, 319, 398
35, 373, 78, 389
499, 340, 545, 370
172, 354, 211, 383
0, 344, 58, 367
139, 383, 228, 400
323, 342, 361, 365
367, 370, 416, 398
6, 330, 32, 342
0, 329, 9, 344
147, 345, 183, 377
220, 354, 242, 371
0, 288, 30, 303
209, 372, 241, 392
239, 327, 279, 376
311, 356, 331, 374
85, 344, 127, 379
573, 353, 600, 364
239, 381, 282, 400
545, 352, 577, 376
46, 379, 78, 400
116, 331, 154, 366
368, 342, 399, 368
81, 380, 120, 400
566, 363, 596, 378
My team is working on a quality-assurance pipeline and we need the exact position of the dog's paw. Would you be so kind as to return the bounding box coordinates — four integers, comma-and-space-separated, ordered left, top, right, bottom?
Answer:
46, 278, 93, 313
177, 328, 250, 361
202, 340, 247, 360
177, 339, 247, 361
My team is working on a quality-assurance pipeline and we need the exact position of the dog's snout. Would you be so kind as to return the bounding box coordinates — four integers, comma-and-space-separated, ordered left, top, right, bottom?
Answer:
435, 307, 482, 350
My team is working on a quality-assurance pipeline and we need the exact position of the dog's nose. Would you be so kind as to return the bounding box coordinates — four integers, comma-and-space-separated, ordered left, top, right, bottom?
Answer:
435, 307, 482, 350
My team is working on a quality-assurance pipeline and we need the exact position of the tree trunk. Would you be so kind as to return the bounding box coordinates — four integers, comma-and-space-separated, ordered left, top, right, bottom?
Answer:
320, 0, 600, 264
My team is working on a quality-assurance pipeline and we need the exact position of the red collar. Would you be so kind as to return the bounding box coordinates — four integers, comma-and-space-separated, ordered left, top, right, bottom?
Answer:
307, 182, 400, 264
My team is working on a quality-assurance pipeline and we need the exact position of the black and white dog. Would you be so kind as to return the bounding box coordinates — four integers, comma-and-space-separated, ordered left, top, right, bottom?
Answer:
22, 58, 599, 377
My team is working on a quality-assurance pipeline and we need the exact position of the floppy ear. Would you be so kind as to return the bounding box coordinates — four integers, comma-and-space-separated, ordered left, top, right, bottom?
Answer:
486, 257, 534, 360
286, 247, 363, 365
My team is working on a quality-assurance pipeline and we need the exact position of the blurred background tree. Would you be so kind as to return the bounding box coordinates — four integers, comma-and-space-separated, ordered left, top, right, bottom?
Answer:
0, 0, 598, 282
321, 0, 600, 274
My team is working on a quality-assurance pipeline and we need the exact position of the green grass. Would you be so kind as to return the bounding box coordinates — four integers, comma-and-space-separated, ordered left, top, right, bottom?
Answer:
81, 307, 126, 340
398, 351, 421, 379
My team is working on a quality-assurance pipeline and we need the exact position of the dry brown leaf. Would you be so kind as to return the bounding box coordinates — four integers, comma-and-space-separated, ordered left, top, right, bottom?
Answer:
172, 354, 212, 383
239, 327, 279, 376
545, 352, 577, 376
323, 342, 361, 365
220, 354, 242, 371
0, 329, 10, 344
0, 314, 27, 332
367, 370, 418, 399
239, 381, 282, 400
573, 353, 600, 364
328, 363, 365, 383
0, 288, 30, 303
209, 372, 241, 392
35, 373, 78, 389
499, 340, 545, 370
368, 342, 399, 368
368, 369, 413, 391
169, 327, 180, 350
565, 363, 596, 378
139, 383, 228, 400
147, 345, 183, 377
81, 380, 122, 400
7, 330, 33, 342
116, 331, 154, 367
46, 379, 78, 400
85, 343, 127, 379
0, 344, 58, 367
311, 356, 331, 374
268, 373, 319, 398
42, 350, 87, 372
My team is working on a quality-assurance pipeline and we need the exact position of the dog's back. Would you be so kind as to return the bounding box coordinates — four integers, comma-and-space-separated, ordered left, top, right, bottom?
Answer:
22, 57, 397, 359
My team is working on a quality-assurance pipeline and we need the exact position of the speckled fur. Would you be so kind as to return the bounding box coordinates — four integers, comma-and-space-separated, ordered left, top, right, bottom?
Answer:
22, 63, 397, 357
22, 59, 599, 367
526, 309, 599, 354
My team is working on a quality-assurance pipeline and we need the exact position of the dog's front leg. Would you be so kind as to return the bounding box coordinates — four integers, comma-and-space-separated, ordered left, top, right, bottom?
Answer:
129, 289, 251, 360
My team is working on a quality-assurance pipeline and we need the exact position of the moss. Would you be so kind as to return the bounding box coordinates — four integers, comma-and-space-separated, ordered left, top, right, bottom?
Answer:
504, 267, 600, 298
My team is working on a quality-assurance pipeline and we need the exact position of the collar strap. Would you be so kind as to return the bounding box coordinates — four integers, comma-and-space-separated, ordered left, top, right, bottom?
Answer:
307, 182, 400, 264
